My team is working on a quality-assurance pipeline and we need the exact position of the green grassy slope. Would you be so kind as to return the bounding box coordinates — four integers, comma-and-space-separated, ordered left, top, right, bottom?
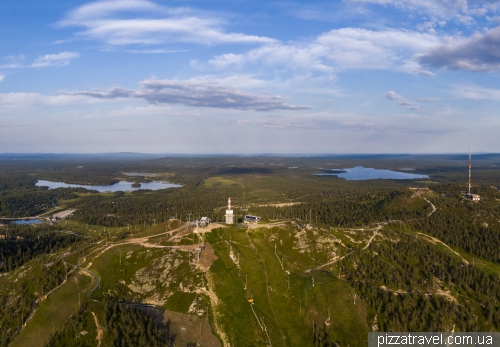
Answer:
11, 269, 93, 347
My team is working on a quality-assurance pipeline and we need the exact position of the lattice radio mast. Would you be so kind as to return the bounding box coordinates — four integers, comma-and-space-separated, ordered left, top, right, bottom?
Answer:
468, 149, 472, 195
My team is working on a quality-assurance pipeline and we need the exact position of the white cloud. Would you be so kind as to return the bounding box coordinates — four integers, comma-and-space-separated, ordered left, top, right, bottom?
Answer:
346, 0, 499, 19
127, 49, 189, 54
418, 97, 442, 101
418, 26, 500, 72
0, 75, 4, 82
0, 54, 25, 69
209, 28, 441, 74
451, 84, 500, 100
31, 52, 79, 68
0, 63, 22, 69
487, 14, 500, 22
68, 78, 312, 111
67, 0, 162, 21
235, 113, 377, 131
415, 68, 435, 76
0, 92, 102, 108
0, 77, 312, 112
58, 0, 275, 45
386, 91, 420, 110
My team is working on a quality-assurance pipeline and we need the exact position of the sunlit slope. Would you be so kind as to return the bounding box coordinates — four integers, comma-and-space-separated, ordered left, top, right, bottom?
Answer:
10, 269, 93, 347
207, 225, 369, 347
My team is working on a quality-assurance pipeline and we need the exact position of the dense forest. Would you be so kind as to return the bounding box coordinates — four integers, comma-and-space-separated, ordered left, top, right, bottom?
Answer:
341, 234, 500, 331
411, 200, 500, 263
0, 258, 67, 347
103, 301, 168, 347
2, 155, 500, 346
45, 304, 96, 347
46, 302, 171, 347
252, 189, 431, 226
0, 232, 82, 272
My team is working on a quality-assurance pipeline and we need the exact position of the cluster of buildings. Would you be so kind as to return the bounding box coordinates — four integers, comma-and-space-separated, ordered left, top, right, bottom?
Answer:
224, 197, 261, 224
193, 197, 261, 229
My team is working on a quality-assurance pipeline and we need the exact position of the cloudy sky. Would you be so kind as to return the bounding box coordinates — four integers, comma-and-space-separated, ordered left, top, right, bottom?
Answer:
1, 0, 500, 154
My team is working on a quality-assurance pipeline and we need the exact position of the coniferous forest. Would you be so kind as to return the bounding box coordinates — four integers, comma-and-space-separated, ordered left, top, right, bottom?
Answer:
1, 154, 500, 346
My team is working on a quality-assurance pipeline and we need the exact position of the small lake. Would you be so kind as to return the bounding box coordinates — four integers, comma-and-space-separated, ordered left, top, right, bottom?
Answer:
315, 166, 428, 180
12, 219, 43, 225
36, 180, 182, 192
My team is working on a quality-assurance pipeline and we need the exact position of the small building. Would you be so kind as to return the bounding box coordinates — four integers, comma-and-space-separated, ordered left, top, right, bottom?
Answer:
196, 217, 210, 228
465, 193, 481, 201
244, 215, 261, 224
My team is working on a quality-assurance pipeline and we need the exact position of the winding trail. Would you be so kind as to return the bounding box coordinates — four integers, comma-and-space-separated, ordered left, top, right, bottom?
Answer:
417, 232, 469, 264
58, 226, 190, 316
309, 192, 443, 272
362, 227, 382, 250
314, 253, 352, 271
91, 312, 103, 347
423, 198, 437, 217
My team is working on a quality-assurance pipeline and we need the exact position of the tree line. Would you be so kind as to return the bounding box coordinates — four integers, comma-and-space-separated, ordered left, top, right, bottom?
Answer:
0, 258, 67, 347
0, 232, 82, 272
340, 233, 500, 331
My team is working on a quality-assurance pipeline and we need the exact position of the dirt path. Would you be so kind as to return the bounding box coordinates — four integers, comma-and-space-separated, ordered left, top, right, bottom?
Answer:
87, 228, 188, 262
91, 312, 103, 347
380, 280, 458, 303
423, 198, 437, 217
417, 233, 469, 264
362, 228, 381, 250
247, 222, 287, 230
148, 222, 191, 240
190, 243, 230, 347
203, 271, 230, 347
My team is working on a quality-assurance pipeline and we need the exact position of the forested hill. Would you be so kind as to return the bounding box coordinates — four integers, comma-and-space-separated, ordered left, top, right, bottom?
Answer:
2, 155, 500, 346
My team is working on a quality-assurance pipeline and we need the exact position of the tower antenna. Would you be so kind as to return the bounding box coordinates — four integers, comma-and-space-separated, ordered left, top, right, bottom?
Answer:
225, 197, 234, 224
469, 149, 472, 195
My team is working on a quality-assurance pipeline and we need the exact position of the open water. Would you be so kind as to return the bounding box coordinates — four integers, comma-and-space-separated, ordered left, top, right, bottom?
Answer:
314, 166, 429, 180
12, 219, 43, 225
35, 180, 182, 192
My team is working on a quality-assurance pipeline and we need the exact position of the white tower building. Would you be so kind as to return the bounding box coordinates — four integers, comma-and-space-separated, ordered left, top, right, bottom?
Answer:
225, 197, 234, 224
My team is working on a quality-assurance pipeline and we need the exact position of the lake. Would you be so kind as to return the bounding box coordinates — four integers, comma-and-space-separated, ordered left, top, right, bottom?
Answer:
12, 219, 43, 225
315, 166, 429, 180
36, 180, 182, 192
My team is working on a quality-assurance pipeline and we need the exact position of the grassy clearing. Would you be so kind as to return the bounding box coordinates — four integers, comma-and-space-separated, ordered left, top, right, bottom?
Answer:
204, 177, 245, 188
162, 310, 220, 347
10, 269, 93, 347
165, 292, 197, 314
136, 219, 181, 237
87, 242, 201, 305
209, 226, 369, 347
87, 243, 146, 300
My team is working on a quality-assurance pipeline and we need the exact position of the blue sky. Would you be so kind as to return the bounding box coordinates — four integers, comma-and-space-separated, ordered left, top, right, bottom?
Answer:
1, 0, 500, 154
